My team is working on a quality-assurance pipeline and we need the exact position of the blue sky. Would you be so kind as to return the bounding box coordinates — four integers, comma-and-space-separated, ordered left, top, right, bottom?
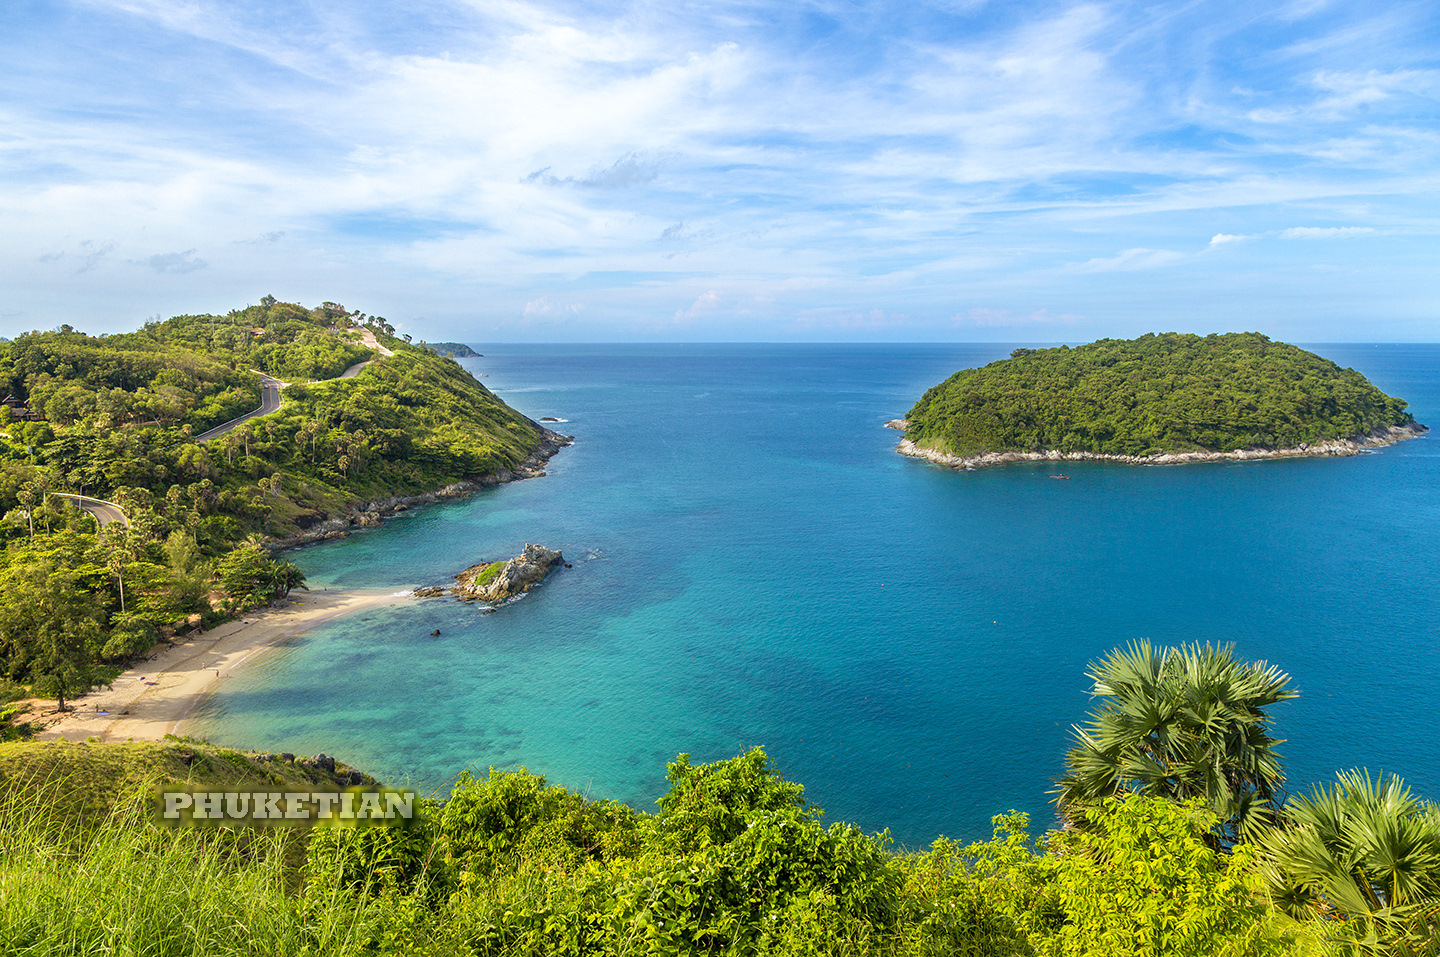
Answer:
1, 0, 1437, 341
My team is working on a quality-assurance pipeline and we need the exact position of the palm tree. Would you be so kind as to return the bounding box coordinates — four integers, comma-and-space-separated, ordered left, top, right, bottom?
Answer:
270, 561, 307, 599
1054, 640, 1297, 845
1257, 770, 1440, 956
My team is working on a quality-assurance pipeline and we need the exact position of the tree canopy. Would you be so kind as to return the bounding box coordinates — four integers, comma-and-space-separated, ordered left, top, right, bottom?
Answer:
904, 333, 1417, 457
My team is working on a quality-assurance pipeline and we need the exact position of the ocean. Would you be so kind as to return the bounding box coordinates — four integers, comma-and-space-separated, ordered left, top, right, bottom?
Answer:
185, 343, 1440, 848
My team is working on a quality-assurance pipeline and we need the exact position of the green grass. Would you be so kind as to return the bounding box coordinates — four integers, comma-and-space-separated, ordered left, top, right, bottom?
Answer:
0, 740, 1337, 957
473, 561, 506, 587
0, 738, 368, 825
0, 776, 425, 956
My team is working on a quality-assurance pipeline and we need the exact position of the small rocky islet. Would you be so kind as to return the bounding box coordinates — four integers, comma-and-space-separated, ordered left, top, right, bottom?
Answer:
414, 543, 565, 607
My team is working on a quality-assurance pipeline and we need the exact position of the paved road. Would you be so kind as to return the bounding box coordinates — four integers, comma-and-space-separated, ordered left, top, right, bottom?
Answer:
193, 373, 285, 442
50, 493, 128, 528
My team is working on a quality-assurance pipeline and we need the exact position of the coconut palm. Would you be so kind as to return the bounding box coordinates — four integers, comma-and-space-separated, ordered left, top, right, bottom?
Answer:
1257, 770, 1440, 956
1054, 640, 1297, 845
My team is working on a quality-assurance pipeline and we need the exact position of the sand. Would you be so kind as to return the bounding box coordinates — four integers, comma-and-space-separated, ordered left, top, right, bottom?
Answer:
34, 588, 410, 743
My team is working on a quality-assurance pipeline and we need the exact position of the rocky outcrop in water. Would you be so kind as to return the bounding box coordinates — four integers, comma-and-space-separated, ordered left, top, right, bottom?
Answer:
416, 544, 565, 606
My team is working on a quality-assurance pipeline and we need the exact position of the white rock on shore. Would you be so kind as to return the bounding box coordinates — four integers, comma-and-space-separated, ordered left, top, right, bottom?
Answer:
894, 422, 1427, 471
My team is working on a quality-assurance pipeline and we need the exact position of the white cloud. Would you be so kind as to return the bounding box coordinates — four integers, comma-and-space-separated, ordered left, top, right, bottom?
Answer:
0, 0, 1436, 338
137, 249, 208, 274
674, 290, 719, 322
1281, 226, 1377, 239
522, 296, 583, 317
1070, 248, 1186, 273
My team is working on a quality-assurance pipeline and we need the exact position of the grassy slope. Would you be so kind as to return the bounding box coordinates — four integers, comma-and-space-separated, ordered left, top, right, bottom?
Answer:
0, 738, 374, 819
0, 741, 1332, 957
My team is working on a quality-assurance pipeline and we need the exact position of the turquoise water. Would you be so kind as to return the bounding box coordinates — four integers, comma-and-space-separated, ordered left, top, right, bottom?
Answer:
186, 343, 1440, 847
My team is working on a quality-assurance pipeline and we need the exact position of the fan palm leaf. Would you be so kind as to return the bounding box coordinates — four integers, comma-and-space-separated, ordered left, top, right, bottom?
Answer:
1054, 640, 1297, 845
1257, 770, 1440, 955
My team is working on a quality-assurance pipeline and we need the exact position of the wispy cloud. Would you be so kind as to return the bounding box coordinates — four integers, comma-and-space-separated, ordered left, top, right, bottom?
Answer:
1070, 248, 1187, 273
1281, 226, 1377, 239
0, 0, 1436, 339
137, 249, 208, 274
959, 307, 1084, 328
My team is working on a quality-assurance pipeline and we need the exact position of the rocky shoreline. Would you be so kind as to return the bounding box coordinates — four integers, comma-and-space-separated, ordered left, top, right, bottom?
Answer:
887, 420, 1428, 471
273, 424, 573, 551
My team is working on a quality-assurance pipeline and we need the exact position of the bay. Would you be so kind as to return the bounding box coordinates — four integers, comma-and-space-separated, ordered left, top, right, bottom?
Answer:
186, 343, 1440, 847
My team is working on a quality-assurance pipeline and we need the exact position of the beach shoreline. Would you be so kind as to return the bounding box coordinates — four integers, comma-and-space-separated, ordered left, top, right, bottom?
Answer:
33, 588, 411, 744
891, 422, 1427, 471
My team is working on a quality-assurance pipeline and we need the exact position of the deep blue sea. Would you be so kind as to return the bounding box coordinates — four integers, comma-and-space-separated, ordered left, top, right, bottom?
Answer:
186, 343, 1440, 848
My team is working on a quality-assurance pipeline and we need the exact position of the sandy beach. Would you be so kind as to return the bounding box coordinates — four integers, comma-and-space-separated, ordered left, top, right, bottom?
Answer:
35, 588, 410, 744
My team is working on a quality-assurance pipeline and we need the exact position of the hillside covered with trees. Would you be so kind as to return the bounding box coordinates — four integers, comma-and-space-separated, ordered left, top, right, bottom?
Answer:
0, 299, 550, 724
903, 333, 1418, 459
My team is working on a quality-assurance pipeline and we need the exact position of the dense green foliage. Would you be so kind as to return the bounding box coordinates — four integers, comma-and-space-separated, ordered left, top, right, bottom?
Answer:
0, 741, 1323, 957
905, 333, 1416, 457
0, 299, 546, 712
1258, 770, 1440, 954
1055, 641, 1297, 845
9, 636, 1440, 955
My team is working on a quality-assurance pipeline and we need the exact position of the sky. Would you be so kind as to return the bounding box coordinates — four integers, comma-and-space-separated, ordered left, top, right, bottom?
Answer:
1, 0, 1437, 342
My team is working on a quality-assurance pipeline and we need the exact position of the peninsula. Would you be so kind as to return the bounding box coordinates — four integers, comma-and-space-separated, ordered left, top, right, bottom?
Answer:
0, 298, 568, 739
897, 333, 1425, 470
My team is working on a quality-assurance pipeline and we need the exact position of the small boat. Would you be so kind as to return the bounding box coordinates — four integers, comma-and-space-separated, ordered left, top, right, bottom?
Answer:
1050, 474, 1070, 480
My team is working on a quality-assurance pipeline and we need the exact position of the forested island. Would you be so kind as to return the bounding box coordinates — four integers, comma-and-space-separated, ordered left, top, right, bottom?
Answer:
0, 298, 563, 725
898, 333, 1425, 469
424, 341, 482, 358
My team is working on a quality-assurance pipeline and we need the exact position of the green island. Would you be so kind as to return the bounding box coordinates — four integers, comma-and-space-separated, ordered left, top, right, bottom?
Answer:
424, 341, 483, 358
1, 310, 1436, 955
899, 333, 1425, 469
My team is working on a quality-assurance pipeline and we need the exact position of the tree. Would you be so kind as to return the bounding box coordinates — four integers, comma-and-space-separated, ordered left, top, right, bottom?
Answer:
0, 564, 103, 711
653, 747, 809, 849
1054, 641, 1297, 845
271, 560, 307, 599
216, 544, 278, 604
1258, 770, 1440, 955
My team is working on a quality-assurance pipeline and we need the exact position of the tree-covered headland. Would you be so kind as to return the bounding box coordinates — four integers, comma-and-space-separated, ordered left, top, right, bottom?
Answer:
0, 299, 550, 720
904, 333, 1420, 460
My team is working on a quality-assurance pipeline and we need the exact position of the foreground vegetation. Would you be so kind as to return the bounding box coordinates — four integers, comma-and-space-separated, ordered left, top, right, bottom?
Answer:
0, 298, 547, 721
904, 333, 1418, 458
4, 643, 1437, 956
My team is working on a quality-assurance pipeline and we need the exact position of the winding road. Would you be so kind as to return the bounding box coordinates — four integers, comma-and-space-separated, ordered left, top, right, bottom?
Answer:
49, 492, 128, 529
193, 372, 286, 443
